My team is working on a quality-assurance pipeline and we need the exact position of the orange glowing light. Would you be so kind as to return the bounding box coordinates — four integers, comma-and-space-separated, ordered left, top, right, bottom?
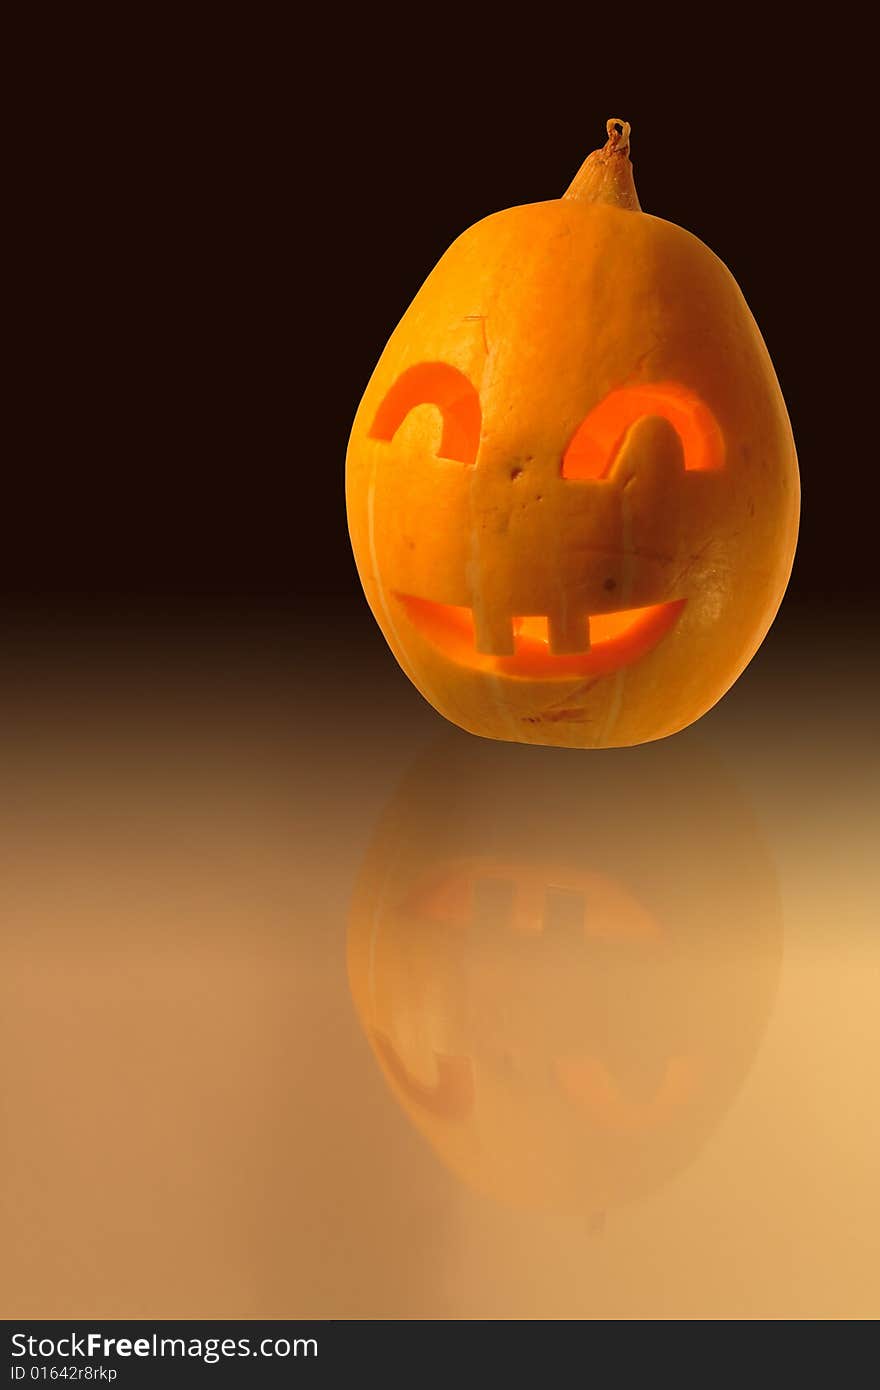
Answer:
369, 362, 482, 464
562, 381, 725, 480
397, 594, 685, 678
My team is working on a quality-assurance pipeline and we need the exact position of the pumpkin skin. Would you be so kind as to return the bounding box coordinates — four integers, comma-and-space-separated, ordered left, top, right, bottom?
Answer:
346, 120, 799, 748
348, 733, 783, 1212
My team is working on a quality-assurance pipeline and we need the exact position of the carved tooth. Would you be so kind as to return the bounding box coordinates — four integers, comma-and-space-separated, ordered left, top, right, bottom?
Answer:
510, 879, 545, 933
473, 607, 515, 656
548, 611, 591, 654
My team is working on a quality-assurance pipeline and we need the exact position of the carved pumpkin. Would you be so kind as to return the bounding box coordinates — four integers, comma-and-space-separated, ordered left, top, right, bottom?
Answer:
348, 734, 782, 1212
346, 120, 799, 748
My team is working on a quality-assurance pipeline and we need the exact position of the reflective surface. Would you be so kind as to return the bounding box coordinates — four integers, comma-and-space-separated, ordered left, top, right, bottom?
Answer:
2, 613, 878, 1318
349, 735, 782, 1216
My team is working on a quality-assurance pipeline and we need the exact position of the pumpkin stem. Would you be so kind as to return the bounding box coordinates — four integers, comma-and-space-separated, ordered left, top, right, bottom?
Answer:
563, 118, 641, 212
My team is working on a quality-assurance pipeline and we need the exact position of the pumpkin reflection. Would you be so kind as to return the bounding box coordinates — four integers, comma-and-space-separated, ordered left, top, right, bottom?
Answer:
348, 733, 782, 1212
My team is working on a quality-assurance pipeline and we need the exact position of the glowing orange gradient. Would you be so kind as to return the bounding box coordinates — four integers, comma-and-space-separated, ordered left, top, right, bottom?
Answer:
396, 594, 685, 678
369, 362, 482, 464
562, 382, 725, 480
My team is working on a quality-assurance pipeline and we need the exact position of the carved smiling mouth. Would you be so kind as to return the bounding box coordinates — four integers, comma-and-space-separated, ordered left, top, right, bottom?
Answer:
395, 594, 685, 678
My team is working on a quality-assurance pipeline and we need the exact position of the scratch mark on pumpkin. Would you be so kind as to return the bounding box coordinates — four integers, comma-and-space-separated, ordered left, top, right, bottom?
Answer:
523, 706, 589, 724
556, 678, 601, 704
464, 314, 489, 356
523, 678, 602, 726
566, 541, 675, 565
670, 538, 715, 588
628, 331, 663, 377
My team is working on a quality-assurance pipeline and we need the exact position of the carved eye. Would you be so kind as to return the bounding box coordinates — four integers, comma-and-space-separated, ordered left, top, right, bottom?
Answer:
371, 1032, 474, 1119
369, 362, 482, 465
561, 382, 725, 480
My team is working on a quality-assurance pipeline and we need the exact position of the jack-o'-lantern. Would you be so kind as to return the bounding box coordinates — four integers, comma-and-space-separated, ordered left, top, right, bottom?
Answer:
346, 119, 799, 748
348, 733, 782, 1212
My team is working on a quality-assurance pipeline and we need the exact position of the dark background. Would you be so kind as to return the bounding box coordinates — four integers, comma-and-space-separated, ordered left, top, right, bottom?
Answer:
11, 14, 874, 635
